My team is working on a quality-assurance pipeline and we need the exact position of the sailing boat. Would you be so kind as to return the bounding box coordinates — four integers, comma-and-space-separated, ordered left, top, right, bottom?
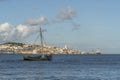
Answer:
23, 27, 52, 61
23, 54, 52, 61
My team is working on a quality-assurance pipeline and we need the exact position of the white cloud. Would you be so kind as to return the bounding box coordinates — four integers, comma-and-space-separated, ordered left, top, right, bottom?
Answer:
16, 24, 30, 38
26, 16, 49, 25
57, 6, 77, 21
0, 22, 39, 43
58, 9, 72, 20
0, 23, 11, 32
0, 23, 12, 42
0, 6, 79, 43
54, 6, 80, 30
67, 6, 76, 17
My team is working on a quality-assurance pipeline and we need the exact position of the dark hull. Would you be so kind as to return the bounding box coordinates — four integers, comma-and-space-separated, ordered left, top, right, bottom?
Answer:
23, 55, 52, 61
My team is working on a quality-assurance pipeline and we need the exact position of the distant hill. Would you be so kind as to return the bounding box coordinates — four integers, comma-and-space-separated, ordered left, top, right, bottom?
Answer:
2, 42, 25, 46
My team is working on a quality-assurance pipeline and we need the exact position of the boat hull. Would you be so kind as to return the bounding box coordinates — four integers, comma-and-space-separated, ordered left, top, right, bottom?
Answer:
23, 55, 52, 61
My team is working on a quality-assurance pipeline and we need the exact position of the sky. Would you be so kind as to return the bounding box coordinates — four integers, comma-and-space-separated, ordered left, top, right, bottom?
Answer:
0, 0, 120, 54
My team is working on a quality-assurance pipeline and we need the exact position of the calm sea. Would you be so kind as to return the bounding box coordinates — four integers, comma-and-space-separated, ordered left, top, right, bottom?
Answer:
0, 54, 120, 80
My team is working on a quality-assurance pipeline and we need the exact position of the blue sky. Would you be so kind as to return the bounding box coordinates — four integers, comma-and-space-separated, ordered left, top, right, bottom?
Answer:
0, 0, 120, 54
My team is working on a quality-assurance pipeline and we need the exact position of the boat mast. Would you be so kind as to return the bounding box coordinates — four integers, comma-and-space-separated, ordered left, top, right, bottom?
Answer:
40, 27, 43, 48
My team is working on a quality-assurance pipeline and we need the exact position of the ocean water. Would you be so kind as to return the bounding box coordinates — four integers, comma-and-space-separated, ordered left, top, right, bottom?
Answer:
0, 54, 120, 80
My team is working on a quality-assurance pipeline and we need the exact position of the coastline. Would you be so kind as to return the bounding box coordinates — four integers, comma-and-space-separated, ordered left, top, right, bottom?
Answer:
0, 42, 101, 55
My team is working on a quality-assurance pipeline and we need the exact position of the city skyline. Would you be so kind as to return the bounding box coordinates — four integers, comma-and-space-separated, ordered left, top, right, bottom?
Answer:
0, 0, 120, 54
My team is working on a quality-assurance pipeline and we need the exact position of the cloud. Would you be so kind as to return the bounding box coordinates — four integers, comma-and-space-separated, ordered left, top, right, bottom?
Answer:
54, 6, 80, 30
26, 16, 49, 25
0, 6, 79, 43
0, 23, 12, 42
67, 6, 77, 17
0, 23, 11, 32
0, 23, 39, 43
57, 6, 77, 21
